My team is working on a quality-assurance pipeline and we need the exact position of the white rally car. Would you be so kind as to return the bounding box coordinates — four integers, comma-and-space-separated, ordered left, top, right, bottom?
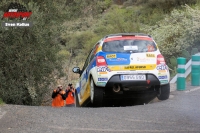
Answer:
73, 33, 170, 107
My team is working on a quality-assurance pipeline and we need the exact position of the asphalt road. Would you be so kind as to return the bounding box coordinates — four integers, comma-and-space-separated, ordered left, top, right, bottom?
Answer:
0, 83, 200, 133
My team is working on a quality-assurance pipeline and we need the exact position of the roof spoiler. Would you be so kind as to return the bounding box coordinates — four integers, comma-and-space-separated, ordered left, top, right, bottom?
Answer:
103, 33, 152, 39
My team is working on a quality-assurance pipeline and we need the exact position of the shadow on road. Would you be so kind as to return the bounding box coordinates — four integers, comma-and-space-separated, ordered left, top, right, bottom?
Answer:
103, 92, 158, 107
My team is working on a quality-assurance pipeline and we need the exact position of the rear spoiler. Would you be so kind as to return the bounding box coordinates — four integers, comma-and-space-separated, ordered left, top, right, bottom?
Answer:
103, 33, 152, 39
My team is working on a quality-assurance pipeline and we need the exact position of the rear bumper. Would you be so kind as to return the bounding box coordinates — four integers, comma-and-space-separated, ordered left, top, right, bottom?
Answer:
106, 74, 160, 88
103, 74, 160, 99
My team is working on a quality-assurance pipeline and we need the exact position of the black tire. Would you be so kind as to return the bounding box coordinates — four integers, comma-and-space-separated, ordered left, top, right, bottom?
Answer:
75, 91, 80, 107
90, 78, 104, 107
157, 83, 170, 100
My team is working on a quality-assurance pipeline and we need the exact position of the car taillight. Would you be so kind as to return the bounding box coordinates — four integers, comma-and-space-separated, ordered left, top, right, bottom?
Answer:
157, 54, 166, 64
96, 56, 107, 66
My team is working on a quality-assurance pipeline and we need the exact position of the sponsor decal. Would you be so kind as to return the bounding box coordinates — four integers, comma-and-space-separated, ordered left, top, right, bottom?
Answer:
97, 66, 111, 72
106, 54, 116, 58
117, 71, 137, 74
146, 54, 155, 57
124, 46, 138, 50
116, 71, 150, 74
107, 65, 156, 71
98, 78, 108, 81
134, 66, 147, 69
158, 70, 166, 73
156, 64, 168, 70
98, 72, 107, 74
122, 64, 156, 70
108, 66, 121, 71
158, 70, 167, 75
96, 82, 106, 86
137, 57, 152, 62
124, 65, 146, 69
158, 73, 167, 76
160, 80, 168, 84
158, 75, 167, 79
124, 66, 135, 69
109, 58, 127, 61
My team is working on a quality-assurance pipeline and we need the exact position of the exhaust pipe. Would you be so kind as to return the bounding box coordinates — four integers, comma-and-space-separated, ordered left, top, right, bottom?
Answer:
113, 84, 121, 93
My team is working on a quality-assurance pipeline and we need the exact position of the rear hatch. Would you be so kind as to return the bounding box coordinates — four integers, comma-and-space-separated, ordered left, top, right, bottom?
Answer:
101, 36, 158, 71
96, 35, 168, 85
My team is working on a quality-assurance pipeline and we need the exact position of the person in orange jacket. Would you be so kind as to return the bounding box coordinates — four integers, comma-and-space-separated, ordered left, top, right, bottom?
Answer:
52, 85, 66, 107
65, 83, 75, 107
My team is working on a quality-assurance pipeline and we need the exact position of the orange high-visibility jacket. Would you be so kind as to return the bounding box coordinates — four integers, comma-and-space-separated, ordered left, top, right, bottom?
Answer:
66, 89, 75, 105
52, 89, 66, 107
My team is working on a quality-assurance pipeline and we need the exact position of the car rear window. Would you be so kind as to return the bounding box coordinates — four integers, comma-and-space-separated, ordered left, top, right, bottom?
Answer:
102, 39, 157, 53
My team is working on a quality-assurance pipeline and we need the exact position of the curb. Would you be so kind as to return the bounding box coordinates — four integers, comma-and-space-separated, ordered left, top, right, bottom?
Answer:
170, 83, 176, 92
170, 82, 200, 92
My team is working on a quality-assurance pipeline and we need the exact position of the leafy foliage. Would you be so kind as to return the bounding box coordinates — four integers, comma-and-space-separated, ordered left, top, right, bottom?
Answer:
144, 5, 200, 63
191, 48, 199, 56
0, 1, 64, 105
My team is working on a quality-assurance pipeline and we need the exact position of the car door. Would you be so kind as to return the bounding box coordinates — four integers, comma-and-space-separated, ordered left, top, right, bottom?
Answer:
79, 49, 93, 103
79, 42, 101, 104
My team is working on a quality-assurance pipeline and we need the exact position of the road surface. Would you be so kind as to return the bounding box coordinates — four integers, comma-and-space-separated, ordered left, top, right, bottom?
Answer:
0, 83, 200, 133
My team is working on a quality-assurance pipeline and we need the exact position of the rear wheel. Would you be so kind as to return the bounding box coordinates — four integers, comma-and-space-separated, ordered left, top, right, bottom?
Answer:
75, 91, 80, 107
90, 78, 104, 107
157, 83, 170, 100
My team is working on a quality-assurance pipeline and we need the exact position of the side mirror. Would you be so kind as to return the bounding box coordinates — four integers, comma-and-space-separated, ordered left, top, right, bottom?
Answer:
72, 67, 81, 74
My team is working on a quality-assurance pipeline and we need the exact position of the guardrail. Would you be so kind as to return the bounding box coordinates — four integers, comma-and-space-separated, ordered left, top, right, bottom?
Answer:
170, 53, 200, 84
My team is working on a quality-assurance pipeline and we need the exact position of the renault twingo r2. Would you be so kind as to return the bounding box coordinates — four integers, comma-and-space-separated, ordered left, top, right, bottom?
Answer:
73, 33, 170, 107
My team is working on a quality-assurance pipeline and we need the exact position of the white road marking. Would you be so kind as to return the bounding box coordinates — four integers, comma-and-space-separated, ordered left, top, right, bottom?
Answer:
49, 125, 197, 132
185, 87, 200, 93
0, 108, 6, 120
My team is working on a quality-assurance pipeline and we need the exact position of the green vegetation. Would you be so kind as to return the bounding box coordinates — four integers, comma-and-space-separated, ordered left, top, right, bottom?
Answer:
0, 1, 67, 105
0, 0, 199, 105
0, 98, 4, 105
145, 4, 200, 62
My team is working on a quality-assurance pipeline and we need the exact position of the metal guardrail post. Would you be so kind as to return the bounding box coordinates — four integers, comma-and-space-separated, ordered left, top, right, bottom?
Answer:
177, 57, 186, 90
191, 55, 200, 86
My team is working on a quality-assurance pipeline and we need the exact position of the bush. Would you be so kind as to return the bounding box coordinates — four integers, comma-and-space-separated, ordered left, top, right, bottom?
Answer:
146, 0, 196, 13
94, 6, 141, 34
143, 5, 200, 65
0, 1, 64, 105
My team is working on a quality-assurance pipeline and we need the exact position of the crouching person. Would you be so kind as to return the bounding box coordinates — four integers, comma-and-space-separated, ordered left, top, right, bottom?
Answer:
65, 83, 75, 107
52, 85, 66, 107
